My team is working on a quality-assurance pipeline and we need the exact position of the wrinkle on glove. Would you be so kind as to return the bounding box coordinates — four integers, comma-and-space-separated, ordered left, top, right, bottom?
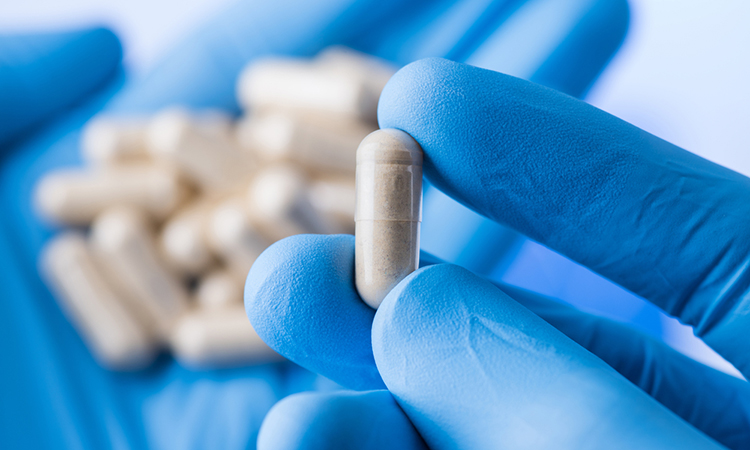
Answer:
378, 57, 750, 377
258, 390, 427, 450
501, 284, 750, 450
245, 234, 750, 449
373, 264, 723, 450
0, 28, 121, 149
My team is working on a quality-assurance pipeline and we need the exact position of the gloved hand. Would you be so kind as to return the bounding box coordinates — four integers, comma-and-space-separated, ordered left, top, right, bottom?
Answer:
0, 0, 629, 448
246, 59, 750, 449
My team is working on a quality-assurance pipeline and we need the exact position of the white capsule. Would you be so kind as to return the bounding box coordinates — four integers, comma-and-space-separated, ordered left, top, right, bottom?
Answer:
237, 57, 379, 122
160, 199, 216, 276
355, 129, 423, 308
236, 112, 373, 176
195, 269, 243, 310
308, 176, 356, 234
207, 196, 270, 280
34, 165, 189, 225
90, 206, 190, 337
170, 306, 279, 369
40, 233, 157, 370
81, 116, 149, 165
248, 165, 337, 242
315, 46, 396, 98
146, 108, 255, 193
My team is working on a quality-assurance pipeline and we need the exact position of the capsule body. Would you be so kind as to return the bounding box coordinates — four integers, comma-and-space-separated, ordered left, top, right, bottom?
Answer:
169, 307, 279, 369
40, 233, 157, 370
236, 112, 374, 176
34, 165, 188, 225
355, 129, 423, 308
90, 207, 189, 336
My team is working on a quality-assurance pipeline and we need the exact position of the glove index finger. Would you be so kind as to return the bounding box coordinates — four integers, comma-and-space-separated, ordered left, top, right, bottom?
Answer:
378, 57, 750, 377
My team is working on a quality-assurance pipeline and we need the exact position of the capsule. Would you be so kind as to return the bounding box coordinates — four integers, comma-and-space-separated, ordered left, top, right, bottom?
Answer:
236, 112, 374, 176
169, 306, 279, 369
195, 269, 243, 310
81, 116, 149, 165
308, 176, 356, 234
34, 165, 189, 225
90, 206, 190, 337
40, 233, 157, 370
247, 164, 337, 242
355, 129, 423, 308
146, 108, 255, 193
237, 57, 379, 122
160, 199, 216, 276
314, 46, 396, 99
207, 196, 270, 280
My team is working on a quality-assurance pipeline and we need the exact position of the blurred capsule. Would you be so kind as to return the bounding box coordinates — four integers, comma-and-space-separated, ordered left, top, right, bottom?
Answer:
170, 306, 279, 369
248, 165, 336, 242
90, 206, 189, 337
308, 176, 356, 234
236, 112, 372, 175
195, 268, 243, 310
146, 108, 255, 192
160, 199, 217, 276
208, 196, 270, 280
237, 57, 379, 122
315, 46, 396, 97
40, 233, 157, 370
81, 116, 149, 165
34, 165, 189, 225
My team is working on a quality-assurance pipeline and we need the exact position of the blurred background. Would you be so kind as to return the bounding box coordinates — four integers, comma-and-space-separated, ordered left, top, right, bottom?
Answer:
1, 0, 749, 448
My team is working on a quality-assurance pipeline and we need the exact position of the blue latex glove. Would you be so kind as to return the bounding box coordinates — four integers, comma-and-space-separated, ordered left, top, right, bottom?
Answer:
0, 0, 629, 448
246, 60, 750, 449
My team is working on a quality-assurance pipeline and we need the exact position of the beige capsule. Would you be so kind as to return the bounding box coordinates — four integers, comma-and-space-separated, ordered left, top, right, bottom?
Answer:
207, 196, 270, 280
40, 232, 157, 370
308, 176, 356, 235
159, 199, 217, 277
237, 57, 379, 122
195, 268, 243, 310
34, 164, 189, 225
247, 164, 337, 242
81, 116, 149, 165
355, 129, 423, 309
236, 112, 373, 176
314, 46, 397, 99
146, 108, 255, 193
170, 306, 279, 369
90, 206, 190, 337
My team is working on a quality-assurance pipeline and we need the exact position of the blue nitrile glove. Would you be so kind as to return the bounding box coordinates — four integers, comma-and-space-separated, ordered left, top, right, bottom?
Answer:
246, 58, 750, 450
0, 0, 629, 448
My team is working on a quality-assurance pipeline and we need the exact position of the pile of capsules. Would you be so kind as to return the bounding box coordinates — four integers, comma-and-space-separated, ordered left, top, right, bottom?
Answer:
34, 47, 396, 371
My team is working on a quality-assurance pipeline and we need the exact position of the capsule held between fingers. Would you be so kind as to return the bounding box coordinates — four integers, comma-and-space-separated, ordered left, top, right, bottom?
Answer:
355, 129, 423, 309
